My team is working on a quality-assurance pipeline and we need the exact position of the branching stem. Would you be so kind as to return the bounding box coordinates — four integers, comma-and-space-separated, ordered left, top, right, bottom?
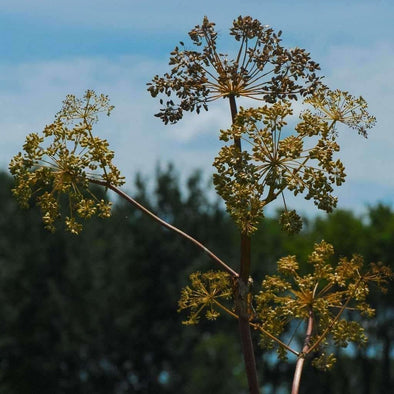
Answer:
212, 299, 299, 357
228, 93, 260, 394
291, 309, 314, 394
307, 276, 362, 354
89, 179, 238, 278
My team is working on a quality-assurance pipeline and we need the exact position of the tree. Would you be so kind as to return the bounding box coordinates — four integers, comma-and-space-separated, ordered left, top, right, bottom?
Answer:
0, 168, 243, 393
1, 171, 393, 393
8, 16, 391, 394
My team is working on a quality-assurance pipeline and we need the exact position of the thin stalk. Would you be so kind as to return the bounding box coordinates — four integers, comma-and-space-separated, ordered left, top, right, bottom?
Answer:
228, 93, 260, 394
89, 179, 238, 278
291, 310, 314, 394
306, 276, 362, 355
212, 300, 299, 357
229, 95, 241, 151
251, 323, 299, 357
238, 312, 260, 394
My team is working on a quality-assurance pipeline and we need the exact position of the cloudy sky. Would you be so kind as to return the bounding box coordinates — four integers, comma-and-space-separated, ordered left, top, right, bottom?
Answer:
1, 0, 393, 217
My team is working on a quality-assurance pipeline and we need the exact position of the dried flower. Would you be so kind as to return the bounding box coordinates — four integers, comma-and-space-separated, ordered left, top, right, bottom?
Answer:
305, 88, 376, 137
148, 15, 321, 124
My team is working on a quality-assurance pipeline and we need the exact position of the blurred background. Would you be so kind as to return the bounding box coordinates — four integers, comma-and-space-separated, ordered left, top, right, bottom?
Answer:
0, 166, 392, 393
1, 1, 393, 393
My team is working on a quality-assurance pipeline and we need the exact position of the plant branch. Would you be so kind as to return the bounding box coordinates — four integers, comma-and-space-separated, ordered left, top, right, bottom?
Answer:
212, 300, 299, 357
251, 323, 299, 357
228, 93, 260, 394
291, 310, 314, 394
306, 276, 362, 355
89, 178, 238, 278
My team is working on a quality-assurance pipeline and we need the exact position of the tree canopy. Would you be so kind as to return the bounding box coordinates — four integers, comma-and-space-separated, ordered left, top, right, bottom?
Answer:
0, 168, 392, 393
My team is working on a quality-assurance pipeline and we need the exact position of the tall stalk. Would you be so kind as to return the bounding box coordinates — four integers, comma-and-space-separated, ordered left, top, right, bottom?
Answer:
228, 94, 260, 394
291, 310, 314, 394
89, 179, 238, 277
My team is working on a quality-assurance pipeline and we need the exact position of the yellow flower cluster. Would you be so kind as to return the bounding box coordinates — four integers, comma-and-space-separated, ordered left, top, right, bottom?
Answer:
9, 90, 124, 234
178, 242, 391, 369
178, 271, 233, 325
213, 87, 375, 235
255, 241, 391, 368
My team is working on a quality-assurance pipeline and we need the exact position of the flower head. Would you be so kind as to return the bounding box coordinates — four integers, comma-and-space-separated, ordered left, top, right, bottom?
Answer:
9, 90, 124, 234
305, 88, 376, 137
213, 85, 375, 235
148, 15, 321, 124
213, 100, 346, 235
178, 271, 233, 325
255, 241, 392, 369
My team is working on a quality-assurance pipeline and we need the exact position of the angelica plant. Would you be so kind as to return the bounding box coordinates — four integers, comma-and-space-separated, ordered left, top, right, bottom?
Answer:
9, 15, 388, 394
178, 242, 392, 394
148, 17, 327, 392
149, 15, 378, 394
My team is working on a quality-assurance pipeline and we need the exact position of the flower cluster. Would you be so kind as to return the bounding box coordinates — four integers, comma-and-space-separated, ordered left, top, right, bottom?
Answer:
9, 90, 124, 234
148, 15, 321, 124
305, 88, 376, 137
213, 88, 375, 235
178, 271, 233, 325
213, 100, 344, 234
254, 241, 392, 368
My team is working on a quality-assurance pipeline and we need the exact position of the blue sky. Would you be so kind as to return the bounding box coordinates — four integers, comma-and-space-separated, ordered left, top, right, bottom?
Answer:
1, 0, 394, 217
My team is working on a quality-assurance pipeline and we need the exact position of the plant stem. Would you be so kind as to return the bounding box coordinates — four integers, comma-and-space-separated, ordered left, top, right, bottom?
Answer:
237, 235, 258, 394
238, 310, 260, 394
291, 310, 314, 394
228, 93, 260, 394
89, 179, 238, 278
229, 94, 242, 150
306, 276, 362, 355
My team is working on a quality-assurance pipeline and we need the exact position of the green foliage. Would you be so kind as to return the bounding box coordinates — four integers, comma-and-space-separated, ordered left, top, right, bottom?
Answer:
184, 332, 248, 394
0, 170, 393, 393
0, 169, 241, 393
9, 90, 123, 234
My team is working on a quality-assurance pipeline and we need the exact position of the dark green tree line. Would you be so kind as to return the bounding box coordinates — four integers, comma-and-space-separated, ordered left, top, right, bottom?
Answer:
0, 167, 239, 393
0, 168, 392, 393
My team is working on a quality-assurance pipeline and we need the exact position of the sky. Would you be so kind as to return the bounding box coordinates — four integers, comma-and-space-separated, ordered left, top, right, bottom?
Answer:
1, 0, 393, 218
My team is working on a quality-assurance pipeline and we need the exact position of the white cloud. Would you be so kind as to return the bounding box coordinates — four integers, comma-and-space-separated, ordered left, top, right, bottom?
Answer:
2, 0, 393, 42
321, 42, 394, 186
167, 104, 230, 142
0, 56, 156, 168
0, 55, 227, 189
1, 16, 394, 217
